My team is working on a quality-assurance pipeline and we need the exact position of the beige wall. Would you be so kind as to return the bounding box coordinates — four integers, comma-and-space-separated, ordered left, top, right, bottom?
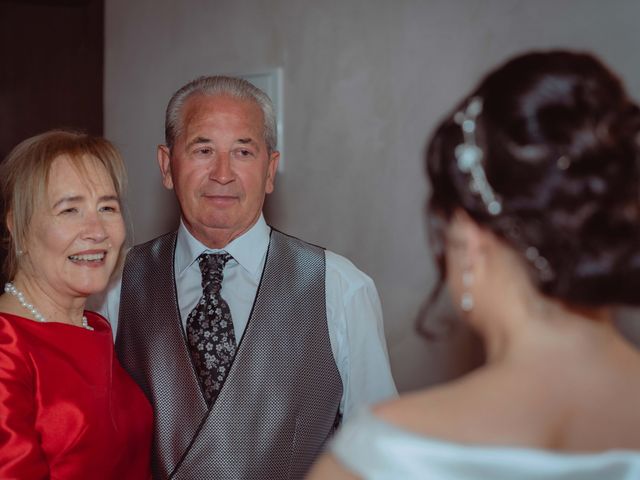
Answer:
105, 0, 640, 392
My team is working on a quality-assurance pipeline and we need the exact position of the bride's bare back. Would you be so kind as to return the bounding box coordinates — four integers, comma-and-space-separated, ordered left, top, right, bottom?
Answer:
377, 324, 640, 453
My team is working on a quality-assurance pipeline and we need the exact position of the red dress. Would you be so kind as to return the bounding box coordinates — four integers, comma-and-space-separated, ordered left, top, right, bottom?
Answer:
0, 311, 153, 479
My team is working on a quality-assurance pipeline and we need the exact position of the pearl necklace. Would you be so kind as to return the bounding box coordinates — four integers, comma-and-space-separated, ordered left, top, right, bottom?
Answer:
4, 282, 93, 331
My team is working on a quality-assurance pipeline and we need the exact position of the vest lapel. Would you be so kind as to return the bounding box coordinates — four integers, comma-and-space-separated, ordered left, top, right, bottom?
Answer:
117, 232, 209, 479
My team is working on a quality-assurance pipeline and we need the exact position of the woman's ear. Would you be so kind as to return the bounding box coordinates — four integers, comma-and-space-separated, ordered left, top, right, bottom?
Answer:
5, 210, 23, 255
6, 210, 14, 236
449, 209, 485, 264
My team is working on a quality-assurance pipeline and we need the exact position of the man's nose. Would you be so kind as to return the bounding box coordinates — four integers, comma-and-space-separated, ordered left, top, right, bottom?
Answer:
209, 152, 234, 184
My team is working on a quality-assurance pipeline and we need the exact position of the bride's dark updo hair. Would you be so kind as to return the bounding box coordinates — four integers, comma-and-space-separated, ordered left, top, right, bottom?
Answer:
426, 50, 640, 307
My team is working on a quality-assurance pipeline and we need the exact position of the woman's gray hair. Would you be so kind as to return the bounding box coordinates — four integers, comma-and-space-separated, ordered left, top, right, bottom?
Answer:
165, 75, 277, 153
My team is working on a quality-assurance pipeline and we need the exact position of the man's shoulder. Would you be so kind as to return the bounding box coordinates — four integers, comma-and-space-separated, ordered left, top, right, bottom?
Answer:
325, 250, 377, 294
123, 230, 178, 267
268, 227, 378, 293
129, 230, 178, 254
270, 227, 325, 252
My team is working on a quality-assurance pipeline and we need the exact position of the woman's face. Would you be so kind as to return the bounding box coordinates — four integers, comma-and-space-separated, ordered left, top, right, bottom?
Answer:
21, 155, 125, 298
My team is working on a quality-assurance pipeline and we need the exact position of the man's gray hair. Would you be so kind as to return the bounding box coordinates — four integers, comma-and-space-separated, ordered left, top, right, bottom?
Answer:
165, 75, 277, 153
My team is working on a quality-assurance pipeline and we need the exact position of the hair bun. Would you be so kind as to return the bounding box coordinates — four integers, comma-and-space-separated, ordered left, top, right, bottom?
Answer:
427, 50, 640, 307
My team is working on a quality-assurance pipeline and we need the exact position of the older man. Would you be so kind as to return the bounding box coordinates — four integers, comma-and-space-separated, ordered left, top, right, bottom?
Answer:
97, 76, 396, 480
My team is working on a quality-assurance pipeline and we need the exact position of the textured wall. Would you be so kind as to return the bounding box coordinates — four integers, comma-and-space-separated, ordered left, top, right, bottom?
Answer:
105, 0, 640, 392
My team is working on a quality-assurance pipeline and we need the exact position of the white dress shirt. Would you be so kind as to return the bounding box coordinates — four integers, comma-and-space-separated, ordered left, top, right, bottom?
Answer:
94, 215, 397, 420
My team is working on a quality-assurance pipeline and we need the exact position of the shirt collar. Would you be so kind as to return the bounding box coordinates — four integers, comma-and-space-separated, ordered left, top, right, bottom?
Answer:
175, 215, 271, 279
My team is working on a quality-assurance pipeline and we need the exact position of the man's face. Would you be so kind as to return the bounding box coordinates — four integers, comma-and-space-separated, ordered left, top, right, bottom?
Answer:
158, 94, 279, 248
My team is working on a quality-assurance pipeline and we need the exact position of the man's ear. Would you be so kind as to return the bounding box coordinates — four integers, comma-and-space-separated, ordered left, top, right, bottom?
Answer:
264, 150, 280, 195
157, 145, 174, 190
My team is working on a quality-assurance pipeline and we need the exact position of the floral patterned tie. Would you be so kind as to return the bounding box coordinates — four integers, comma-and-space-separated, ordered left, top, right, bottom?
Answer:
186, 252, 236, 407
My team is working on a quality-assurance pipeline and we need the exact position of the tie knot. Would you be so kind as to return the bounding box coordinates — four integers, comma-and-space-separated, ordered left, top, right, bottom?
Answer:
198, 252, 232, 291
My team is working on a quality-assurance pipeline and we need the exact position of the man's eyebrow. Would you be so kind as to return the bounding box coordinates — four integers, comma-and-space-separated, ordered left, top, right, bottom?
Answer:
237, 138, 258, 145
186, 136, 212, 148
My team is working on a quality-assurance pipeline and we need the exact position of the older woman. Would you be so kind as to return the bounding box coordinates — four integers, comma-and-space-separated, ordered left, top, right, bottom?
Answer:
0, 131, 152, 478
307, 51, 640, 479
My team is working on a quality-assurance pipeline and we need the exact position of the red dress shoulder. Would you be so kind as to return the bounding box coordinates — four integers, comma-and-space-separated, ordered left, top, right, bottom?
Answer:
0, 311, 153, 479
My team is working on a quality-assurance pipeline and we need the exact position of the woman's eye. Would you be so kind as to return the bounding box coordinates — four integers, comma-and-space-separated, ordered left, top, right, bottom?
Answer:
100, 205, 119, 213
60, 208, 78, 215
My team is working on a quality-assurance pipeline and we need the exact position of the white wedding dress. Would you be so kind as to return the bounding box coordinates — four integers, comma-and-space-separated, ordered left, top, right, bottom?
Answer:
330, 409, 640, 479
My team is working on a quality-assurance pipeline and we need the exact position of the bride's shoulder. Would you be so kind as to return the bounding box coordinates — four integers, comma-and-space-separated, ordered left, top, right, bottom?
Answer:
372, 366, 549, 447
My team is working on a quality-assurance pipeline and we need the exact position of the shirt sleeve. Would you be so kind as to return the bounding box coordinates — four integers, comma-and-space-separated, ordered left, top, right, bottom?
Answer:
0, 320, 49, 478
325, 251, 398, 421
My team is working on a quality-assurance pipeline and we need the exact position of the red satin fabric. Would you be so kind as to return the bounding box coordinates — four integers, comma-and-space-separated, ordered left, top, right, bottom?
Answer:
0, 311, 152, 479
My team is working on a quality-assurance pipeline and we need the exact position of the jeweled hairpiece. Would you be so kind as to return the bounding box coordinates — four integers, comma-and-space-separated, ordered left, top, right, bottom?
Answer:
453, 97, 502, 216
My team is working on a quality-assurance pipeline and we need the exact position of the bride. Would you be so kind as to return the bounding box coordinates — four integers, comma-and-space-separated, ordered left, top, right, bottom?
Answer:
307, 50, 640, 479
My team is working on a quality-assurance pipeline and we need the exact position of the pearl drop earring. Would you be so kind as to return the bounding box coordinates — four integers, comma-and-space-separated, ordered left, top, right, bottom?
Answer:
460, 269, 474, 312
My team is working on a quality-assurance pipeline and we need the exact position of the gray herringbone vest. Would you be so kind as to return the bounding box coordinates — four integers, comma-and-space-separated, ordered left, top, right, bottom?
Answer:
116, 229, 343, 480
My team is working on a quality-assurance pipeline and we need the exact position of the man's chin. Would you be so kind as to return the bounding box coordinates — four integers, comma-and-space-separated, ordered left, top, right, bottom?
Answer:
182, 219, 245, 247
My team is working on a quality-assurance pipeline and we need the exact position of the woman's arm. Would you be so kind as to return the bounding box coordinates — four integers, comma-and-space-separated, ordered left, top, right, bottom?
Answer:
0, 321, 49, 478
